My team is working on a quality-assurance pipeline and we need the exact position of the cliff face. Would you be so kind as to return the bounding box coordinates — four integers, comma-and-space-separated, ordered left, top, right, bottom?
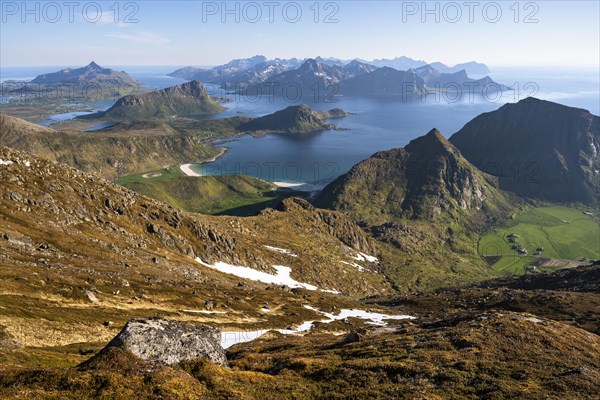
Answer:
450, 97, 600, 204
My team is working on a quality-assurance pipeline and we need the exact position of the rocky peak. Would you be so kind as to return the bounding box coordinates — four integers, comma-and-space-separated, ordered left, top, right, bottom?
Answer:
317, 128, 508, 223
168, 80, 209, 99
405, 128, 461, 159
299, 58, 322, 72
87, 61, 102, 70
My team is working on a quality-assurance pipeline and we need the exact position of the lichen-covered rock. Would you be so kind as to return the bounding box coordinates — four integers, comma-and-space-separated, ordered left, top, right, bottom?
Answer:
102, 318, 226, 366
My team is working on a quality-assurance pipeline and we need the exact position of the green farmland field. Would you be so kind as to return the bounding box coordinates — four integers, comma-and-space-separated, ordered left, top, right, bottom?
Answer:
478, 206, 600, 275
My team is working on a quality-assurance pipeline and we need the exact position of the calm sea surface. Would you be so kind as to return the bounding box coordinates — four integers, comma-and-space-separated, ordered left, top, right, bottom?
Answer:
1, 65, 597, 183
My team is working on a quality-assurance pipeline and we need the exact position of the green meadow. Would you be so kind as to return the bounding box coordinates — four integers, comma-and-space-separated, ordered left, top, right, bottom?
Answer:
117, 166, 307, 216
478, 206, 600, 275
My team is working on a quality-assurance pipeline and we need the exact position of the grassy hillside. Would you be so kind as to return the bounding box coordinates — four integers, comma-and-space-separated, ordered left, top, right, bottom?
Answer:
117, 168, 307, 216
0, 114, 222, 179
316, 129, 515, 292
479, 206, 600, 274
1, 310, 598, 399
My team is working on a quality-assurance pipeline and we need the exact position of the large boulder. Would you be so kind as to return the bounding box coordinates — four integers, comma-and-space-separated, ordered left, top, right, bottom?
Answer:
101, 318, 226, 366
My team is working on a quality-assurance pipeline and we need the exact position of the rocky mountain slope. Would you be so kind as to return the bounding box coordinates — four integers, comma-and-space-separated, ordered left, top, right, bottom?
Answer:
0, 146, 390, 315
97, 81, 225, 120
450, 98, 600, 204
316, 128, 509, 224
315, 128, 514, 291
0, 114, 220, 179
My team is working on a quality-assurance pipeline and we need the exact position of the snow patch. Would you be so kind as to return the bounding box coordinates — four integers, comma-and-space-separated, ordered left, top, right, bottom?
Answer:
341, 260, 364, 272
195, 258, 317, 291
220, 306, 415, 348
352, 252, 378, 263
0, 159, 14, 166
264, 245, 298, 257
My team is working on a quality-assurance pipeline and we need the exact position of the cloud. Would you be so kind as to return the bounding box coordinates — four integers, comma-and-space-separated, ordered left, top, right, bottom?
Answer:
105, 31, 170, 45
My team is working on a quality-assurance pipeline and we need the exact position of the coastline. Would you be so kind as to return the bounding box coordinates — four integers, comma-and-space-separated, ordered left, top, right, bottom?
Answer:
179, 147, 228, 177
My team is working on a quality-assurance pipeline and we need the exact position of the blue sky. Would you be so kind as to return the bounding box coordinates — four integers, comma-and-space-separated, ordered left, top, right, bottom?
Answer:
1, 1, 599, 67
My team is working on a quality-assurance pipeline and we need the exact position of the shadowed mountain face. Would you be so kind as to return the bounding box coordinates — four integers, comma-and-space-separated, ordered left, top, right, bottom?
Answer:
30, 61, 141, 88
339, 67, 426, 96
450, 98, 600, 204
316, 128, 508, 224
100, 81, 225, 120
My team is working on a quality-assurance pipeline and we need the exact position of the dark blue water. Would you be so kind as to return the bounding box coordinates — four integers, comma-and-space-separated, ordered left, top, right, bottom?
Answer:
197, 67, 600, 183
1, 66, 597, 183
197, 96, 505, 182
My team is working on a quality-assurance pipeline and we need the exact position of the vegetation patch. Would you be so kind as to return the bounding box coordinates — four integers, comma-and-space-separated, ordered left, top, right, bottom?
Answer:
478, 206, 600, 274
117, 168, 310, 216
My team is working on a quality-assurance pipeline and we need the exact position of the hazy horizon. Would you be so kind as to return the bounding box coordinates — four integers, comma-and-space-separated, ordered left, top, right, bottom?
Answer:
2, 1, 598, 68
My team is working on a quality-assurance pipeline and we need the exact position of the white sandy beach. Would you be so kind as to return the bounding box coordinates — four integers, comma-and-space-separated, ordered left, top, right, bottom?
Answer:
273, 182, 327, 192
179, 164, 202, 177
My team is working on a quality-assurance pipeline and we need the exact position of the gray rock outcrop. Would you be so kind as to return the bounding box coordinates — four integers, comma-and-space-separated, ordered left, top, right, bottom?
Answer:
102, 318, 226, 365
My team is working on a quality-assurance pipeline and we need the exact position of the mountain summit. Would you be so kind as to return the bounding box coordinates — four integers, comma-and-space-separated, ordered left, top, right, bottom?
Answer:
316, 128, 508, 223
99, 80, 225, 120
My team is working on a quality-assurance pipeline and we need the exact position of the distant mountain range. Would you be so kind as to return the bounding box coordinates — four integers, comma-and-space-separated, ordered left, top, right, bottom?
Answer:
30, 61, 141, 88
414, 65, 512, 91
266, 59, 505, 97
169, 55, 304, 85
168, 55, 493, 92
339, 67, 427, 96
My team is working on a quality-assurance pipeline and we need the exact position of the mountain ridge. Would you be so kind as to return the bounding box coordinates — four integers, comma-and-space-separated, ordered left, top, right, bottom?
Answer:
450, 97, 600, 204
96, 80, 225, 120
